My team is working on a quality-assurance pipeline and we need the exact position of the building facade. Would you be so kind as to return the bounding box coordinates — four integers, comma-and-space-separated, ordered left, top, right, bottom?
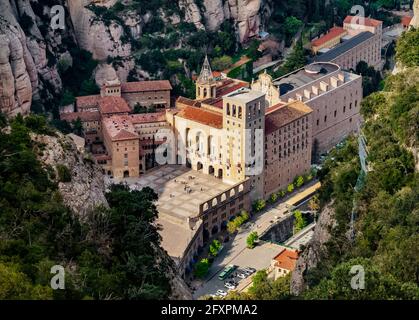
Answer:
312, 16, 383, 70
61, 57, 365, 277
253, 62, 362, 155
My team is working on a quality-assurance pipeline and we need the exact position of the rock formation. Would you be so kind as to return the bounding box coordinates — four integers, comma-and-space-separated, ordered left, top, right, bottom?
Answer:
410, 0, 419, 28
290, 203, 336, 295
0, 0, 271, 116
31, 131, 108, 218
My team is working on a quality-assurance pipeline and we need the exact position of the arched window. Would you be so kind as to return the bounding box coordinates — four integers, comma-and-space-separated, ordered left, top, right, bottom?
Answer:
226, 103, 230, 115
232, 105, 236, 117
238, 106, 242, 119
203, 88, 207, 98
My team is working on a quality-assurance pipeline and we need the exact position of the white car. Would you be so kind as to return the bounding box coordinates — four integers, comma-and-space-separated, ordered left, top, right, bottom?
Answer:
216, 290, 227, 297
237, 273, 247, 279
224, 282, 236, 290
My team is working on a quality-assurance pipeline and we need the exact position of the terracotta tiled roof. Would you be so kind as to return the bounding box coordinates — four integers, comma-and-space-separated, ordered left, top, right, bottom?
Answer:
129, 112, 166, 124
201, 97, 224, 109
176, 106, 223, 129
176, 96, 202, 108
265, 101, 312, 135
273, 249, 299, 271
120, 80, 172, 93
344, 15, 382, 27
99, 96, 131, 115
112, 129, 139, 141
216, 82, 248, 97
102, 115, 139, 141
76, 95, 101, 109
311, 27, 347, 47
60, 111, 101, 122
401, 16, 412, 27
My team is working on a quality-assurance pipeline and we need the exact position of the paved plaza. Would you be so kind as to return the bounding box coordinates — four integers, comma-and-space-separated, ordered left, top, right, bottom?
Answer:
119, 165, 232, 221
112, 165, 234, 263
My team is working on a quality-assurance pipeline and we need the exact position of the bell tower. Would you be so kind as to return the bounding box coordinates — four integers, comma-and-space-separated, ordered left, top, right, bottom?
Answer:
196, 55, 217, 100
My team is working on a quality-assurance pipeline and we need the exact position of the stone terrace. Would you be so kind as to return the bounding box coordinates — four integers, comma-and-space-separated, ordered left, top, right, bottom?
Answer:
123, 165, 232, 222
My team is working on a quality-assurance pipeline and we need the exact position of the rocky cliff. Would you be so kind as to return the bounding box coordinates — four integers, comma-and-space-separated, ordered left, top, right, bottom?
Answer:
31, 131, 109, 218
29, 129, 192, 299
0, 0, 271, 116
290, 203, 336, 296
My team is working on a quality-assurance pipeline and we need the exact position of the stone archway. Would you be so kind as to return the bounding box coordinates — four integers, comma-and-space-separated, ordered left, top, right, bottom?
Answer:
211, 225, 219, 235
123, 170, 129, 178
209, 165, 215, 175
218, 168, 223, 179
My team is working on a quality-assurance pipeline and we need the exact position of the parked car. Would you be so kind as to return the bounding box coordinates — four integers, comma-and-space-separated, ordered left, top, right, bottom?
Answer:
224, 282, 236, 290
243, 267, 256, 274
216, 290, 227, 297
237, 273, 247, 279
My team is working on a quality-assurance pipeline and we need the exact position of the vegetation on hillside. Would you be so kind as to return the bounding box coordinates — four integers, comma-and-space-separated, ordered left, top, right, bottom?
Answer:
0, 115, 174, 299
302, 28, 419, 299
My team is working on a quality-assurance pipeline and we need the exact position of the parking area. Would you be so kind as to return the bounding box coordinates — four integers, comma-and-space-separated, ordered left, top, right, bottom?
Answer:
193, 240, 283, 299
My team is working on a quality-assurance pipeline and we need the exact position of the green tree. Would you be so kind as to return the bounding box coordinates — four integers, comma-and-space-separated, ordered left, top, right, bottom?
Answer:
293, 210, 307, 234
395, 27, 419, 67
209, 240, 222, 257
194, 259, 210, 278
211, 55, 233, 71
287, 183, 294, 193
79, 79, 100, 96
296, 175, 304, 188
283, 40, 306, 73
246, 232, 259, 249
283, 16, 303, 43
252, 199, 266, 212
60, 89, 75, 106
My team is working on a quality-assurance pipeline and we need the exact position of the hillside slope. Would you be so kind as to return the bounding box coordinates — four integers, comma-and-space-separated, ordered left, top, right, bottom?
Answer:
291, 28, 419, 299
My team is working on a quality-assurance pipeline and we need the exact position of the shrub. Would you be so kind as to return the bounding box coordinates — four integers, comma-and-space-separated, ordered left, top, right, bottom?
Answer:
227, 211, 250, 234
269, 193, 278, 203
56, 164, 71, 183
287, 183, 294, 193
246, 232, 259, 249
296, 175, 304, 188
252, 199, 266, 212
277, 190, 286, 198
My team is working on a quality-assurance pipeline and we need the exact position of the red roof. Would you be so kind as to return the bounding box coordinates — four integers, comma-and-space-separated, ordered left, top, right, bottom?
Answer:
61, 111, 101, 122
176, 96, 202, 108
112, 129, 139, 141
401, 16, 412, 27
273, 249, 299, 271
129, 112, 166, 124
177, 106, 223, 129
344, 15, 382, 27
216, 82, 248, 97
311, 27, 347, 47
76, 95, 100, 109
120, 80, 172, 93
201, 97, 224, 109
265, 101, 312, 135
99, 96, 131, 115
